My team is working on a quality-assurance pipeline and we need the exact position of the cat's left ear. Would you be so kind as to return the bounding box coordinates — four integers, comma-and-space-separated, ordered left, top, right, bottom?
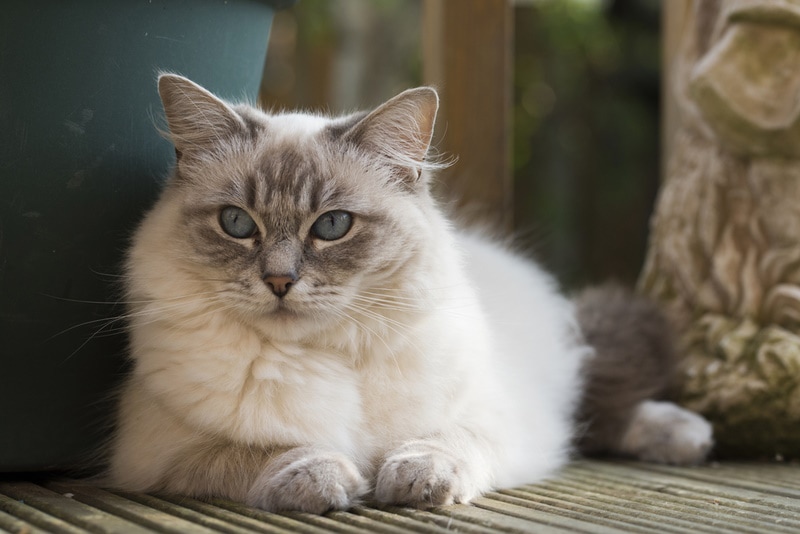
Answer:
157, 73, 247, 159
344, 87, 439, 185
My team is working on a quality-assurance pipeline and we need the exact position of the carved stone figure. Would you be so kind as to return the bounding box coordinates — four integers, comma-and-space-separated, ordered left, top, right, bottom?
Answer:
640, 0, 800, 457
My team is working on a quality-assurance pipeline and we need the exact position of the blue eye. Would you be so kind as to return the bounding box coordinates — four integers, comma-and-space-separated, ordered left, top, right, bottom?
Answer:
219, 206, 257, 238
311, 210, 353, 241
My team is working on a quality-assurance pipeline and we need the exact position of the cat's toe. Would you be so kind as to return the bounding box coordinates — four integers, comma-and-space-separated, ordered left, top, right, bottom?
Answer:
246, 448, 367, 513
375, 447, 468, 508
620, 400, 713, 465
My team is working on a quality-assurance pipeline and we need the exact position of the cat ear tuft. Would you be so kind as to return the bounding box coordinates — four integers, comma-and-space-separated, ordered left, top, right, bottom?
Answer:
157, 74, 246, 157
344, 87, 439, 183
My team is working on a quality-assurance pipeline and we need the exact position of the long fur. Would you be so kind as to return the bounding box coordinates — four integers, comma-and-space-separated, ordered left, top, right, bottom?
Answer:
106, 75, 712, 513
575, 284, 677, 454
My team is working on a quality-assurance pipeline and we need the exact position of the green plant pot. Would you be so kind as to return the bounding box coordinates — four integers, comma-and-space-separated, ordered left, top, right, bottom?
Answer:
0, 0, 291, 471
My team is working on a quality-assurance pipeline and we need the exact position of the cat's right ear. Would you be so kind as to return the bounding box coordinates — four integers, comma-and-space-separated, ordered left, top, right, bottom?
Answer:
157, 74, 246, 159
342, 87, 440, 186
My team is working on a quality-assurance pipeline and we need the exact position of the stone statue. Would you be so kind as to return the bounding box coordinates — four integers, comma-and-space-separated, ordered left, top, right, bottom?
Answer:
640, 0, 800, 457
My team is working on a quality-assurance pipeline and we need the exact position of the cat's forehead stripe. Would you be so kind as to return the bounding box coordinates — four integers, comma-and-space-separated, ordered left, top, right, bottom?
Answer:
254, 141, 351, 219
259, 147, 316, 199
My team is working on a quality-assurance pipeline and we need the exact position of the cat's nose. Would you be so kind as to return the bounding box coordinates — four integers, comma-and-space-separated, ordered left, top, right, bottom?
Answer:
263, 273, 297, 298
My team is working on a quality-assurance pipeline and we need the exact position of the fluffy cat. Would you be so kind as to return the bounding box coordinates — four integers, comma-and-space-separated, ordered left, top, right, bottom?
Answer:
107, 74, 712, 513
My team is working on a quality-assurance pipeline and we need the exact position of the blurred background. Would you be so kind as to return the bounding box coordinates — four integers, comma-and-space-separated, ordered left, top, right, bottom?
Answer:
259, 0, 661, 290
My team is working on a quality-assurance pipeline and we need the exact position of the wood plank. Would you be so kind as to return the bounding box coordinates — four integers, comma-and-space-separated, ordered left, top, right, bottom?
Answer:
422, 0, 514, 230
429, 502, 599, 534
377, 503, 568, 534
352, 506, 480, 534
0, 482, 149, 534
116, 492, 260, 534
526, 474, 793, 533
477, 491, 686, 534
280, 510, 375, 533
45, 482, 220, 534
565, 462, 800, 531
502, 485, 723, 534
634, 462, 800, 497
155, 492, 315, 534
208, 498, 332, 534
325, 509, 415, 534
0, 497, 53, 534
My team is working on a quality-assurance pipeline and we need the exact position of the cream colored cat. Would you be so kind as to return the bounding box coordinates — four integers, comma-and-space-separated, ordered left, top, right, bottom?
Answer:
107, 74, 712, 513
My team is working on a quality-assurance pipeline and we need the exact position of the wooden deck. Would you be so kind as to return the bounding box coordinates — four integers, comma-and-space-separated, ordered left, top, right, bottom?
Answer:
2, 460, 797, 533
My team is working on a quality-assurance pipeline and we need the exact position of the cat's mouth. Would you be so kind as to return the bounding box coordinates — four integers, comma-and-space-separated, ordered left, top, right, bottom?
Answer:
262, 298, 337, 327
240, 290, 327, 323
264, 298, 305, 319
233, 293, 299, 319
271, 303, 296, 316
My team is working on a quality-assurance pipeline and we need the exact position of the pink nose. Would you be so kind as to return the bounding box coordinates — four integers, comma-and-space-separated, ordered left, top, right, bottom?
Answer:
263, 274, 296, 298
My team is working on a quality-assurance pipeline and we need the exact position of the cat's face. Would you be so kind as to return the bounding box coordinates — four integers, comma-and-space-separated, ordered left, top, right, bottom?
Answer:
131, 75, 440, 336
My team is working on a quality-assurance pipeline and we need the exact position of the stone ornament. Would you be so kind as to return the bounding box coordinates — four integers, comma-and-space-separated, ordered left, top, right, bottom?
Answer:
640, 0, 800, 457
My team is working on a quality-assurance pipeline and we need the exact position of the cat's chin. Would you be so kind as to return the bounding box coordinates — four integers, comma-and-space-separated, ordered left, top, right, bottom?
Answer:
247, 300, 305, 321
265, 305, 305, 321
250, 312, 334, 344
239, 301, 331, 338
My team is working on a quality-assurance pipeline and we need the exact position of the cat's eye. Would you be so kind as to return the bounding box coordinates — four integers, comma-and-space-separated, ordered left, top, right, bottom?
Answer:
310, 210, 353, 241
219, 206, 257, 238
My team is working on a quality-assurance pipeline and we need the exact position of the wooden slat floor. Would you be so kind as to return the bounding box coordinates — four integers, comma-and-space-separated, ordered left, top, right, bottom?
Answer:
1, 460, 797, 533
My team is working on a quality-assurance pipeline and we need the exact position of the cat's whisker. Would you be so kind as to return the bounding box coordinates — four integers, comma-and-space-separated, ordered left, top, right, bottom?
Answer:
356, 309, 419, 341
355, 287, 476, 308
336, 307, 405, 376
127, 294, 232, 323
124, 297, 222, 324
40, 293, 126, 306
62, 313, 131, 362
89, 268, 127, 279
126, 290, 232, 307
56, 291, 230, 359
48, 314, 131, 342
43, 286, 233, 308
157, 300, 243, 337
349, 295, 423, 312
356, 282, 470, 296
105, 298, 238, 345
350, 294, 474, 321
343, 301, 424, 358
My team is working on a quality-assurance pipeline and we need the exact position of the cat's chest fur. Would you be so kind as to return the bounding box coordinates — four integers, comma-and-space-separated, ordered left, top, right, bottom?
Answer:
132, 309, 456, 459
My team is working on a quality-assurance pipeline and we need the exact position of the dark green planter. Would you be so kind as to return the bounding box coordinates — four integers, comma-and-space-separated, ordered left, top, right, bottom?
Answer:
0, 0, 291, 471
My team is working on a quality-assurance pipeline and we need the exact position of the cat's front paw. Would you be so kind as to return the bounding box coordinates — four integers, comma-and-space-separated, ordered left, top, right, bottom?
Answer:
375, 444, 469, 509
246, 447, 367, 513
620, 400, 713, 465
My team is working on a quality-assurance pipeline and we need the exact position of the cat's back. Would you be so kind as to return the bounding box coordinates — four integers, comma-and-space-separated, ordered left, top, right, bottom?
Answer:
456, 230, 587, 384
456, 231, 577, 346
456, 231, 587, 415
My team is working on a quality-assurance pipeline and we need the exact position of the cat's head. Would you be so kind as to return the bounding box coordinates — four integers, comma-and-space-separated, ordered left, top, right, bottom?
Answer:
127, 74, 447, 339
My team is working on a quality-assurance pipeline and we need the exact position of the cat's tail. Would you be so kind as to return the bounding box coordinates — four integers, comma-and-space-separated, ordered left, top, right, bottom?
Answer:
573, 283, 713, 465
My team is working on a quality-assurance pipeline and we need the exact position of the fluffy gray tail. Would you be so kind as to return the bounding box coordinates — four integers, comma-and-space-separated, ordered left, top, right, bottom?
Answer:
573, 284, 712, 464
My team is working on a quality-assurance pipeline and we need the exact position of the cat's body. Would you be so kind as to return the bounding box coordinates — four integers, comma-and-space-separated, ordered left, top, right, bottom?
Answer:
107, 75, 712, 512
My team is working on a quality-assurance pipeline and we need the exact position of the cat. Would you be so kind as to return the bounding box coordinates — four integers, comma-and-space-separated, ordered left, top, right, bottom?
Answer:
106, 74, 713, 513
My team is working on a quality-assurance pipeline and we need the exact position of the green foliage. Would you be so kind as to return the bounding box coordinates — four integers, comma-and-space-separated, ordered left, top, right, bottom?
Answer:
513, 0, 661, 288
273, 0, 660, 289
